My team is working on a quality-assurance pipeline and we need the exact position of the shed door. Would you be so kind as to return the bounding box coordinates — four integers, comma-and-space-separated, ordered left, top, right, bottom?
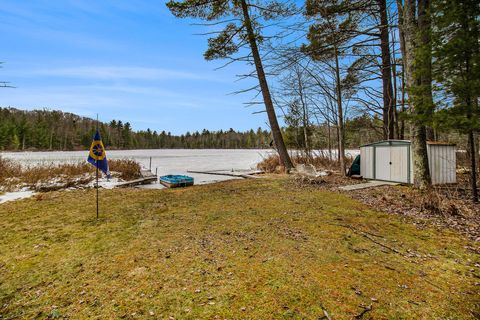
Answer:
375, 147, 391, 181
390, 146, 409, 183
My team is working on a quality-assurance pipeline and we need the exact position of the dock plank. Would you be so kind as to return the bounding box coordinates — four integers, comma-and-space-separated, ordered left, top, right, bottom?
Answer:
116, 176, 157, 188
115, 169, 157, 188
187, 170, 262, 179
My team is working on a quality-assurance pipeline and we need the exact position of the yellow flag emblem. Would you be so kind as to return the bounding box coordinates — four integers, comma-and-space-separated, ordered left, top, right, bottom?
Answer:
89, 140, 106, 161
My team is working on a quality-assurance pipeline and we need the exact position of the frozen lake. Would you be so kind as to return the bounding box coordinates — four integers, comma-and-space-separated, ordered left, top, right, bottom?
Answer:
0, 149, 275, 185
0, 149, 360, 186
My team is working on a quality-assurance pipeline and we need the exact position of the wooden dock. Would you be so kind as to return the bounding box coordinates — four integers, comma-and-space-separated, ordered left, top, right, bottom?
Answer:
187, 169, 263, 179
116, 169, 157, 188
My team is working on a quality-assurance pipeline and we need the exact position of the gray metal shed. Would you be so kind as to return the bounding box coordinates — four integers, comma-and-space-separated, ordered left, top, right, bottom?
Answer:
360, 140, 456, 185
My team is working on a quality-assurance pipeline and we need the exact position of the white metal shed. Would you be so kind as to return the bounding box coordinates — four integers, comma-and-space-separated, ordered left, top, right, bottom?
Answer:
360, 140, 456, 185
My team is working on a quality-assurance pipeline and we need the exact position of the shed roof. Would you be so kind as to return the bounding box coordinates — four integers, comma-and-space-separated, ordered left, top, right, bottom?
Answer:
360, 140, 456, 147
426, 141, 456, 146
360, 140, 410, 147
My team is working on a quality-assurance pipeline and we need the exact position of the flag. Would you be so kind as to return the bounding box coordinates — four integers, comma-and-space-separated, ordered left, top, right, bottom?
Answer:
87, 129, 110, 177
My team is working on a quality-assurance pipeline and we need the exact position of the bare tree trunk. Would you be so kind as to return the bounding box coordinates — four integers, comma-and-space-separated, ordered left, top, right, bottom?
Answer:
327, 119, 332, 159
418, 0, 433, 183
296, 70, 310, 157
240, 0, 293, 170
426, 127, 435, 141
333, 46, 346, 175
390, 22, 401, 139
468, 130, 478, 202
396, 0, 407, 139
392, 54, 400, 139
399, 71, 406, 140
455, 1, 480, 203
49, 129, 54, 150
302, 115, 309, 156
378, 0, 395, 140
396, 0, 407, 60
475, 133, 480, 182
402, 0, 431, 189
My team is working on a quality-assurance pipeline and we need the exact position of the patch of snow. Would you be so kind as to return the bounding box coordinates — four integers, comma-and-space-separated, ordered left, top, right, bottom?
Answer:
86, 176, 122, 189
0, 190, 35, 204
138, 182, 165, 189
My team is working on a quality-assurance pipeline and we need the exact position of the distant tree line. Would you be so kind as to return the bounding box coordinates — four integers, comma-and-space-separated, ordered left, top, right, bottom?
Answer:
0, 107, 277, 150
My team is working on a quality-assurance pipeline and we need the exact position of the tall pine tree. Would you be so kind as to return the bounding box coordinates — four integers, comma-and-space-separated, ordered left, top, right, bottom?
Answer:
398, 0, 433, 189
166, 0, 294, 169
432, 0, 480, 202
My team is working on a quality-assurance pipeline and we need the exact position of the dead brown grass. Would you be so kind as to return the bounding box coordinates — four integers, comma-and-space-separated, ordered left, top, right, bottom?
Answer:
257, 152, 353, 173
0, 178, 478, 319
109, 159, 141, 181
0, 157, 141, 192
23, 163, 93, 183
456, 151, 469, 168
289, 168, 480, 241
0, 157, 21, 181
350, 184, 480, 242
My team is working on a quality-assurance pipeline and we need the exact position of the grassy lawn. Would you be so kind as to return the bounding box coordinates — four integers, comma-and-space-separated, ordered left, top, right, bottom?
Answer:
0, 178, 478, 319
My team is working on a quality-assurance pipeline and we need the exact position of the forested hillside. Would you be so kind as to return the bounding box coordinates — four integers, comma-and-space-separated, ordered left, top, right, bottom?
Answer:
0, 107, 278, 150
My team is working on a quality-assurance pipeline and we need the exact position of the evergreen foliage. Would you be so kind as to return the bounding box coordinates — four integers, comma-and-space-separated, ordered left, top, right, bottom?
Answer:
432, 0, 480, 132
0, 107, 273, 150
431, 0, 480, 201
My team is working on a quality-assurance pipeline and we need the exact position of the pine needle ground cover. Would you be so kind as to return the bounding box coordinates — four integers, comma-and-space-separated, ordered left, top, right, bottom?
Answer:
0, 178, 478, 319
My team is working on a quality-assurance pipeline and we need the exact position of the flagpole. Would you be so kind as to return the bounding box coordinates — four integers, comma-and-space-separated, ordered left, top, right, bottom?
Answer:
96, 114, 99, 219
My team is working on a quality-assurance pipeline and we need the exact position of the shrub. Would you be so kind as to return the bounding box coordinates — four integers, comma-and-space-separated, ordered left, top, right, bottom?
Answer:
109, 159, 141, 180
22, 163, 94, 184
0, 157, 22, 183
257, 151, 353, 173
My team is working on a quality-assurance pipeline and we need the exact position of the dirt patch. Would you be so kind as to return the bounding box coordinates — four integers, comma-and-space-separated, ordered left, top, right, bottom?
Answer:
290, 172, 480, 242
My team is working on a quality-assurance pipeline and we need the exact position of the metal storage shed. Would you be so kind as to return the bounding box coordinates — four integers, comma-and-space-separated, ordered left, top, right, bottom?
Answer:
360, 140, 456, 185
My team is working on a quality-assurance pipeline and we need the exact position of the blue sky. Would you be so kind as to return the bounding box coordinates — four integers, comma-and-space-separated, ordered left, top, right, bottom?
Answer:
0, 0, 267, 134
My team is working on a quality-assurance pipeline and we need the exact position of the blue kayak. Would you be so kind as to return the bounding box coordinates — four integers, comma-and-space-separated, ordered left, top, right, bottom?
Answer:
159, 175, 194, 188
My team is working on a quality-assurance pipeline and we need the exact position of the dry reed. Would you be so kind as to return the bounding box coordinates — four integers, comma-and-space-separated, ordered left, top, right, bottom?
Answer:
257, 151, 353, 173
0, 157, 141, 191
109, 159, 141, 180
